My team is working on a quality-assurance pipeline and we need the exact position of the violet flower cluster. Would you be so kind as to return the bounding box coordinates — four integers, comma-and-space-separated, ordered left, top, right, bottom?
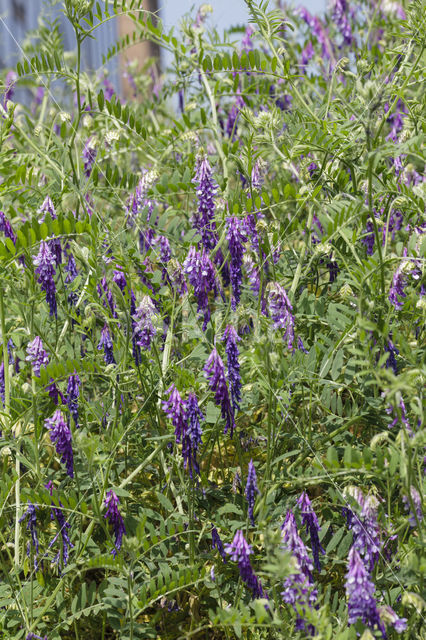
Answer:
192, 154, 218, 251
183, 247, 218, 330
67, 371, 81, 428
297, 492, 325, 571
223, 325, 241, 414
19, 501, 39, 568
104, 490, 126, 557
33, 241, 57, 316
204, 348, 235, 436
226, 216, 246, 309
26, 337, 49, 377
225, 530, 264, 599
132, 296, 157, 351
343, 488, 382, 572
45, 410, 74, 478
245, 460, 259, 526
280, 510, 317, 631
163, 385, 203, 478
211, 526, 227, 562
268, 283, 295, 350
97, 325, 115, 365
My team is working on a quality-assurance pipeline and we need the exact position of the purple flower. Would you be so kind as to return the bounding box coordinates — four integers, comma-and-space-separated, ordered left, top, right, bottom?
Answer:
192, 155, 218, 251
384, 338, 399, 375
225, 530, 264, 599
67, 372, 81, 428
26, 337, 49, 377
297, 492, 325, 571
184, 392, 203, 478
245, 460, 259, 526
133, 296, 157, 351
26, 633, 47, 640
183, 247, 218, 330
97, 277, 117, 318
212, 526, 227, 562
163, 384, 187, 444
268, 283, 295, 350
331, 0, 353, 46
223, 325, 242, 414
0, 211, 16, 244
97, 325, 115, 365
402, 486, 422, 527
33, 241, 57, 316
344, 489, 382, 572
104, 490, 126, 556
378, 605, 407, 634
204, 348, 235, 436
346, 546, 385, 636
251, 159, 265, 192
112, 269, 127, 292
19, 501, 39, 556
45, 410, 74, 478
281, 511, 317, 632
301, 41, 315, 67
82, 137, 97, 177
156, 235, 172, 263
46, 484, 74, 569
226, 217, 247, 309
3, 70, 17, 106
389, 266, 407, 309
226, 93, 245, 140
243, 254, 260, 293
38, 196, 56, 222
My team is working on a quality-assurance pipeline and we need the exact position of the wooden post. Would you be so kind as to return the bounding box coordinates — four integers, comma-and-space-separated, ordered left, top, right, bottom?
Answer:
118, 0, 160, 98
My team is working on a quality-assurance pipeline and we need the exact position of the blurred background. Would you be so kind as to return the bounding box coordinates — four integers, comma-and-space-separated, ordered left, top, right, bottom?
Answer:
0, 0, 325, 97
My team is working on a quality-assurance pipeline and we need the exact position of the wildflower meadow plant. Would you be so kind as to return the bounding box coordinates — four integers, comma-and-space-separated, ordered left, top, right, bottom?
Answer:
0, 0, 423, 638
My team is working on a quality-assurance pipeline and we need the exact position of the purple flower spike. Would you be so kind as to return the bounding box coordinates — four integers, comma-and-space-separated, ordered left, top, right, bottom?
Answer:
331, 0, 353, 46
226, 217, 247, 309
156, 235, 172, 263
38, 196, 56, 222
297, 492, 325, 571
268, 283, 295, 350
245, 460, 259, 526
281, 510, 317, 632
223, 325, 242, 414
212, 526, 227, 562
113, 269, 127, 292
97, 325, 115, 365
104, 490, 126, 557
344, 488, 382, 572
204, 348, 235, 436
192, 154, 218, 251
67, 371, 81, 428
225, 530, 264, 599
346, 546, 385, 636
163, 384, 187, 444
19, 501, 39, 555
26, 337, 49, 377
184, 392, 203, 478
47, 486, 74, 569
0, 211, 17, 244
389, 265, 407, 309
133, 296, 157, 351
82, 137, 97, 177
33, 241, 57, 316
183, 247, 218, 330
45, 410, 74, 478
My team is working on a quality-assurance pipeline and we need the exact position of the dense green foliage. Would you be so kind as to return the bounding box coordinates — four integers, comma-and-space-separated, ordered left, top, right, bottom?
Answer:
0, 1, 424, 638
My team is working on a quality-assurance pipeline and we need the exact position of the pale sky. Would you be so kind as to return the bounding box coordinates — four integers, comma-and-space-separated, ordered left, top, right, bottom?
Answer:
160, 1, 325, 32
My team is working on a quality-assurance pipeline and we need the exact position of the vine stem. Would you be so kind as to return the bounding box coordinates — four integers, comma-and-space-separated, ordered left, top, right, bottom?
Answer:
199, 69, 228, 195
0, 289, 18, 565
